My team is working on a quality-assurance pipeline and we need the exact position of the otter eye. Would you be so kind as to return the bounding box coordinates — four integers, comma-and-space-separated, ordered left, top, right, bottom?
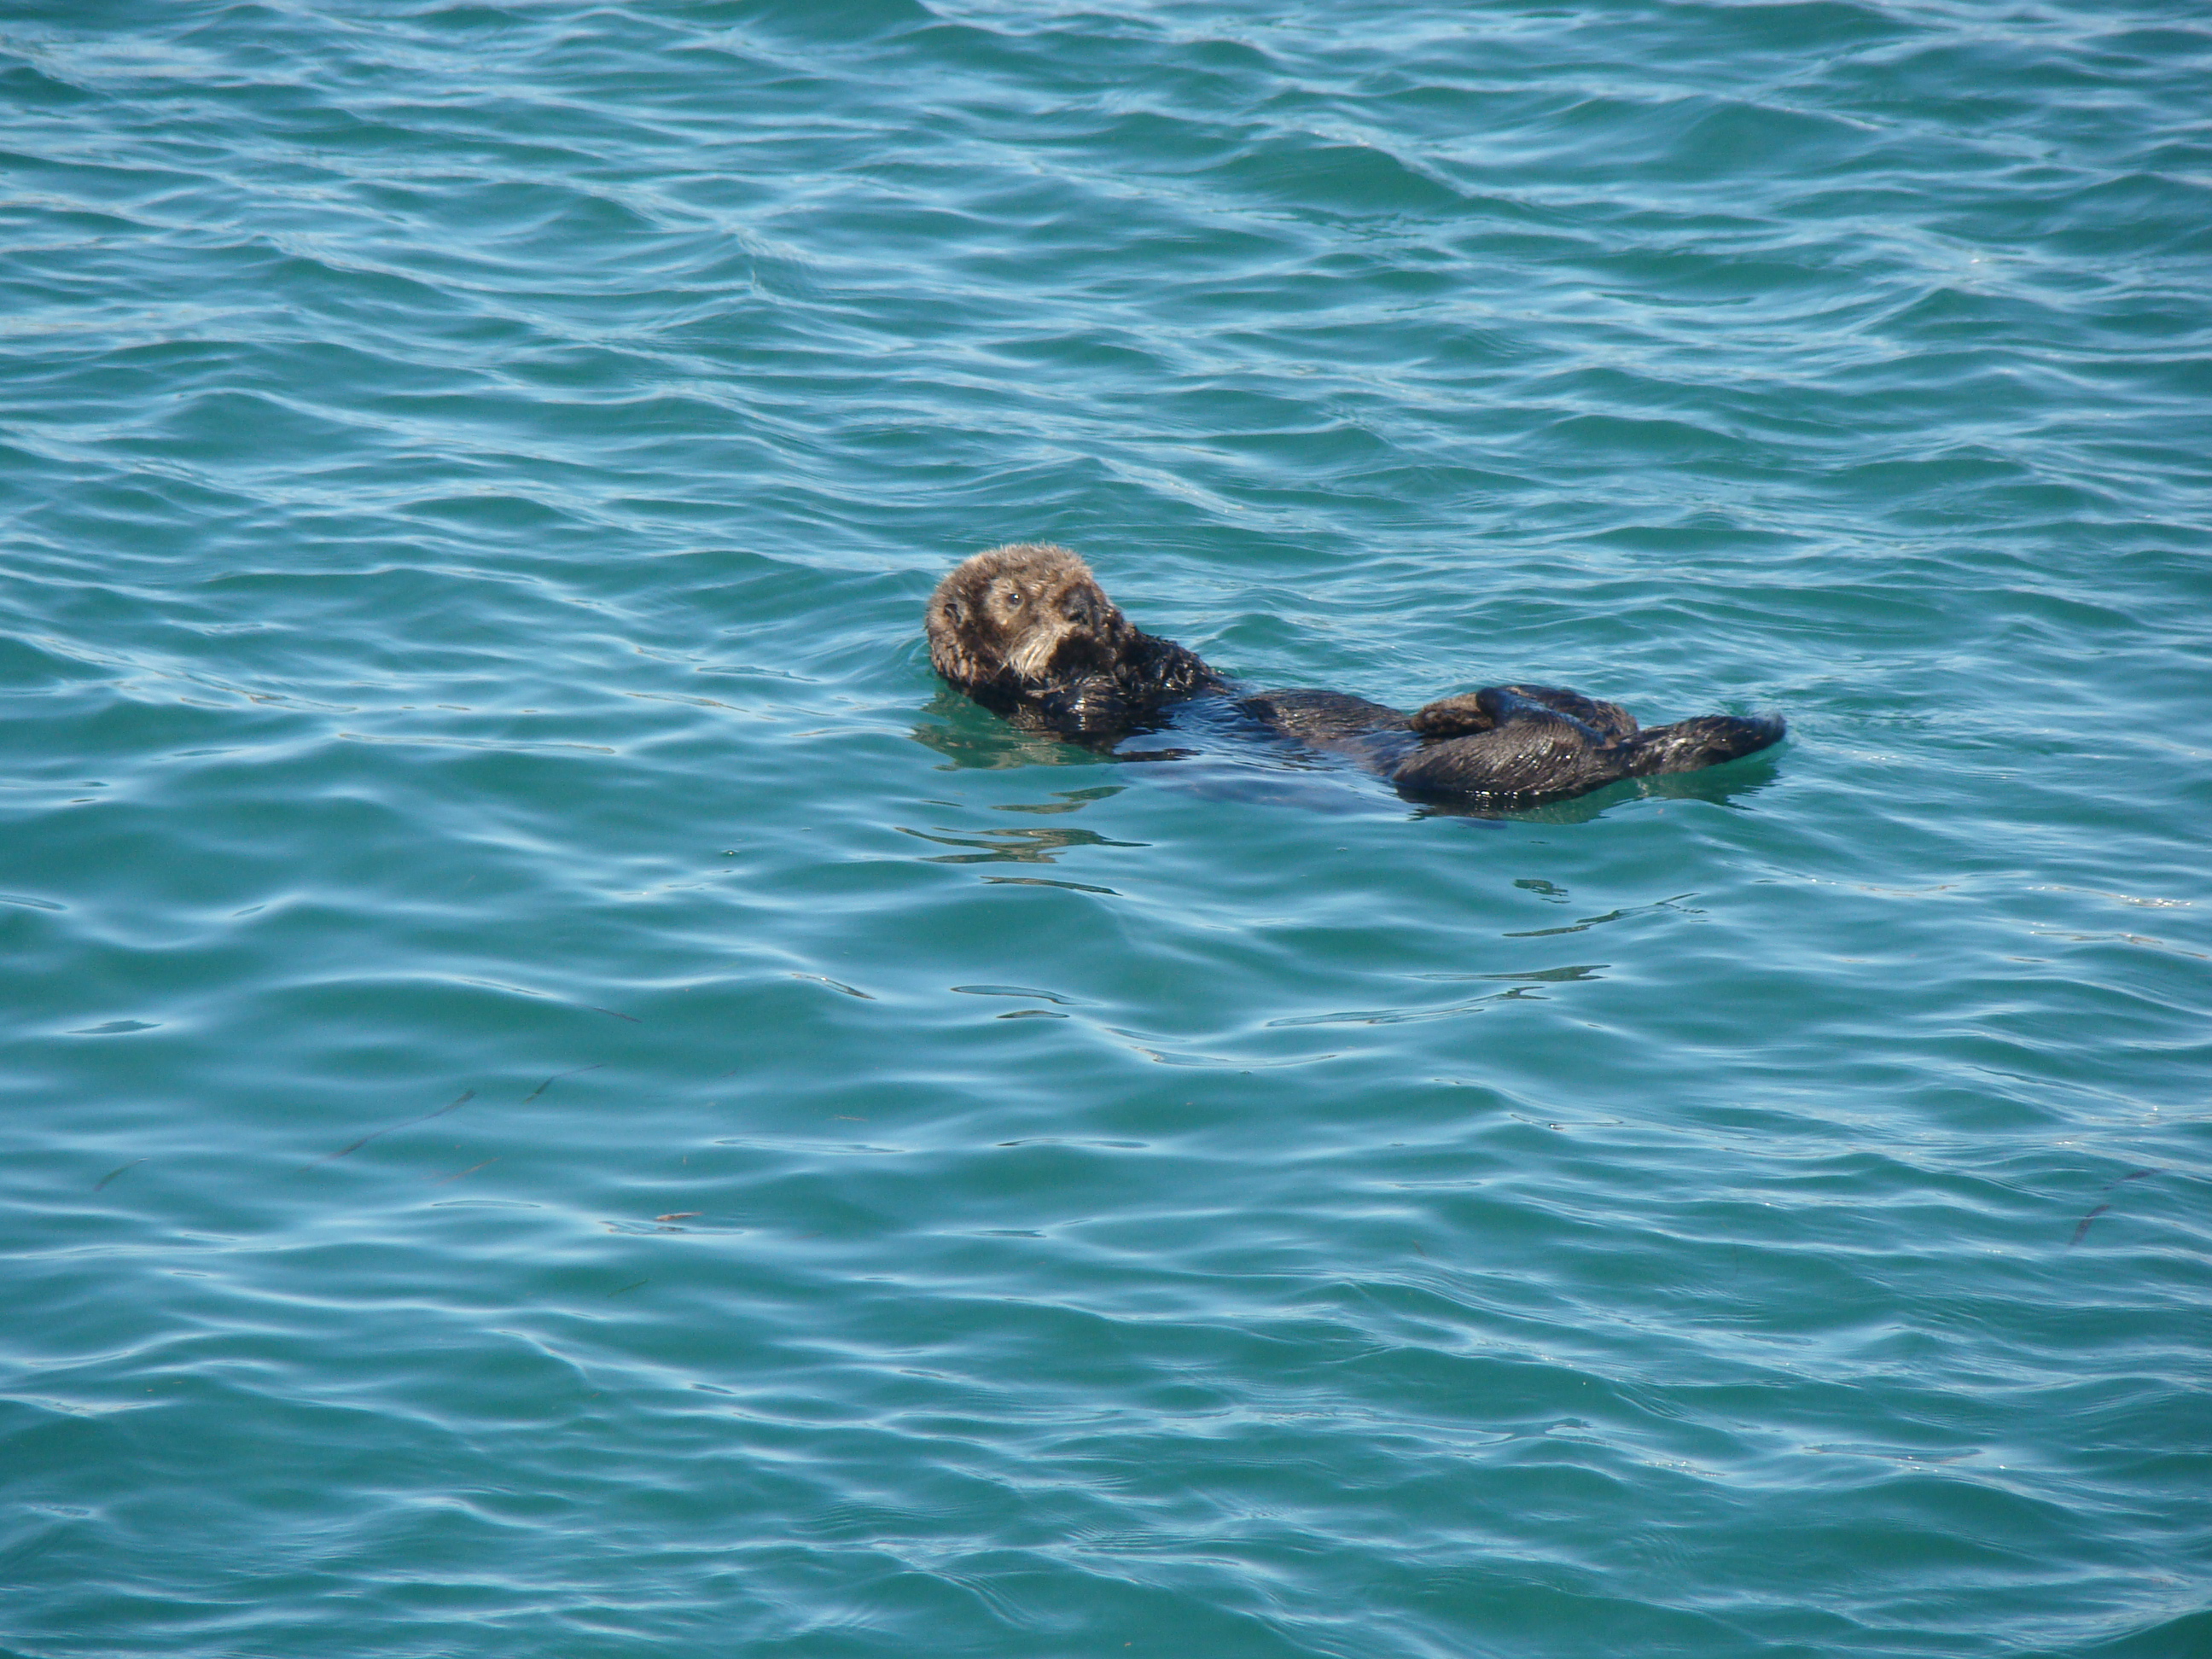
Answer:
1005, 591, 1023, 608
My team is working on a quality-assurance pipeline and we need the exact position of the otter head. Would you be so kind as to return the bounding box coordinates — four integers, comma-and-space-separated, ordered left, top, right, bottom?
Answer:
925, 543, 1136, 691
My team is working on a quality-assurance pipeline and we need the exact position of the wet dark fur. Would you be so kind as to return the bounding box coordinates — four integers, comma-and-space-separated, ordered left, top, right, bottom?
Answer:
925, 543, 1784, 804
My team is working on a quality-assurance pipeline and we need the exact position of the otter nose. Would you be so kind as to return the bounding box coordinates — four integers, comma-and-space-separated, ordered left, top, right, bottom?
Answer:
1066, 591, 1099, 627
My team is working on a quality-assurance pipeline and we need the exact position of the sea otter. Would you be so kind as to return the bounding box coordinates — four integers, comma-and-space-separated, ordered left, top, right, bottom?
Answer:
925, 542, 1784, 804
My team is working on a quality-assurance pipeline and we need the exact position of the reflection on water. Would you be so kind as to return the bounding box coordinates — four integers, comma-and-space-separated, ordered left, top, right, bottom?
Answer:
908, 691, 1102, 771
894, 823, 1150, 864
988, 785, 1126, 815
976, 875, 1120, 894
1413, 963, 1610, 984
1504, 894, 1706, 939
916, 684, 1789, 824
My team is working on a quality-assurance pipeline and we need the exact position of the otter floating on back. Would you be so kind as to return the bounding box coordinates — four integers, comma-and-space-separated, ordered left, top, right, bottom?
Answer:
925, 542, 1784, 805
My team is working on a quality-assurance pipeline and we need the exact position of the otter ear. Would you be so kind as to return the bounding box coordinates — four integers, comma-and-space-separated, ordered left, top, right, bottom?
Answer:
943, 599, 964, 622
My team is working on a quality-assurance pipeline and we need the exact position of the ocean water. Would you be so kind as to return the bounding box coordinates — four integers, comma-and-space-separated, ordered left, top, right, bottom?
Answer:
3, 1, 2209, 1654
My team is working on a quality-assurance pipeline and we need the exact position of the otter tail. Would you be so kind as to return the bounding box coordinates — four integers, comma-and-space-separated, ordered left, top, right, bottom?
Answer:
1623, 713, 1785, 777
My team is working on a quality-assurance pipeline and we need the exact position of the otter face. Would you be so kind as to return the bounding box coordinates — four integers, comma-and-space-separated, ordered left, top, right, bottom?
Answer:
927, 543, 1133, 690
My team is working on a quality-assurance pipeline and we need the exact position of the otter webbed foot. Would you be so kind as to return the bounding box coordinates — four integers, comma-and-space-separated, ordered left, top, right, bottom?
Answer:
1624, 713, 1785, 776
1392, 696, 1626, 799
1410, 684, 1637, 741
1505, 684, 1639, 741
1392, 687, 1781, 800
1406, 690, 1497, 737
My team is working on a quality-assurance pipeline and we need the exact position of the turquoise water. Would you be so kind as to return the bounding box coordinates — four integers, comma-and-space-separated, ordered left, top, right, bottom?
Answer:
4, 1, 2209, 1653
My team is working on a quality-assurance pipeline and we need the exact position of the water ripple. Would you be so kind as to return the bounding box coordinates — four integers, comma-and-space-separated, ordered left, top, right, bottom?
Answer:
3, 1, 2209, 1655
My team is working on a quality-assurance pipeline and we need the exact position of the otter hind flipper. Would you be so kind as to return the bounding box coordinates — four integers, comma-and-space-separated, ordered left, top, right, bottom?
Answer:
1406, 690, 1499, 737
1624, 713, 1785, 777
1411, 684, 1636, 741
1501, 684, 1639, 741
1389, 709, 1621, 799
1394, 691, 1783, 800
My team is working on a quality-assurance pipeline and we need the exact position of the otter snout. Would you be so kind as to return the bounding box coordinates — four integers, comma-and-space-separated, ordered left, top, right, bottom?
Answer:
1003, 586, 1121, 682
1006, 617, 1080, 681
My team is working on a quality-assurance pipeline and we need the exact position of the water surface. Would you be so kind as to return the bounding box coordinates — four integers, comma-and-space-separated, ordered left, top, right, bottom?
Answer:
3, 2, 2209, 1655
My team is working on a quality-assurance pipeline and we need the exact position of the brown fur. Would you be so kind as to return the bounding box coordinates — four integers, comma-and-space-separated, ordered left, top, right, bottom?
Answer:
924, 543, 1784, 800
925, 544, 1223, 739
